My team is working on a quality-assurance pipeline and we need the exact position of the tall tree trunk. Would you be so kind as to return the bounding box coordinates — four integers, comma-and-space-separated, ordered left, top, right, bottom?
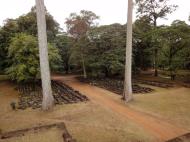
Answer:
123, 0, 133, 102
36, 0, 54, 110
81, 53, 87, 78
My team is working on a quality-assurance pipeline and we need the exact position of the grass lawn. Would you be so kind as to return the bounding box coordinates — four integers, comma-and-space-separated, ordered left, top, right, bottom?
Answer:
129, 87, 190, 130
1, 128, 63, 142
0, 81, 155, 142
1, 78, 190, 142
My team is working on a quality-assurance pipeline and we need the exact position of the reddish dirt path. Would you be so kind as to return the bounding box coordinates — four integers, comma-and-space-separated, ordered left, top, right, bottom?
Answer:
52, 75, 188, 142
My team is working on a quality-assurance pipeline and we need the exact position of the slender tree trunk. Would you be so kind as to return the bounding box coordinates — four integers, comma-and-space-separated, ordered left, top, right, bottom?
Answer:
68, 63, 71, 73
104, 68, 109, 78
36, 0, 54, 110
123, 0, 133, 102
65, 60, 69, 74
81, 53, 87, 78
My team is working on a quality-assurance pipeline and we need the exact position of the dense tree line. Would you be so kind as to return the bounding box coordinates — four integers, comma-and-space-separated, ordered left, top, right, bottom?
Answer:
63, 13, 190, 80
0, 1, 190, 83
0, 7, 60, 82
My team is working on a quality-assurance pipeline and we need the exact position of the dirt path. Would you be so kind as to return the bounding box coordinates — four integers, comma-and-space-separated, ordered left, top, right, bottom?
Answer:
52, 75, 188, 142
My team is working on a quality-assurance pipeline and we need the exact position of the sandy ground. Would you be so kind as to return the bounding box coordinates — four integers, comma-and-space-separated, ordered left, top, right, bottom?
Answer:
0, 81, 155, 142
52, 75, 189, 142
0, 75, 189, 142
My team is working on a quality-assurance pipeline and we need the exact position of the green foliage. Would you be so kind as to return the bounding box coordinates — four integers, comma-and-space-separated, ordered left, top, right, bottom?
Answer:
84, 24, 126, 77
55, 34, 73, 73
133, 16, 153, 70
70, 36, 89, 62
48, 43, 62, 71
136, 0, 178, 26
136, 0, 178, 76
0, 7, 59, 74
6, 33, 39, 82
6, 33, 61, 82
0, 19, 19, 72
158, 21, 190, 79
0, 7, 190, 81
65, 10, 99, 77
16, 7, 59, 41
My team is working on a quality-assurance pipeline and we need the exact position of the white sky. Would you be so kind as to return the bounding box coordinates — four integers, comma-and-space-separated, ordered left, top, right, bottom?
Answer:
0, 0, 189, 31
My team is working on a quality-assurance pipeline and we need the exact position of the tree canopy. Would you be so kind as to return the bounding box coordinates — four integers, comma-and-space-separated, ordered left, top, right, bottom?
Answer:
6, 33, 60, 82
0, 2, 190, 82
0, 7, 59, 73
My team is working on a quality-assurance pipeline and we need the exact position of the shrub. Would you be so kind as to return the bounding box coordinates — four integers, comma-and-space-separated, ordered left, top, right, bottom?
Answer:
6, 33, 61, 82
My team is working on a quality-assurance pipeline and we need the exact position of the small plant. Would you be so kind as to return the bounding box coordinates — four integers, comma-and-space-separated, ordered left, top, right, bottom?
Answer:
10, 102, 16, 110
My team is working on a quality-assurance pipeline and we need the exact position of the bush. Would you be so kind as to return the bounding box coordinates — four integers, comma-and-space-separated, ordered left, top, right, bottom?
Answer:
6, 33, 61, 82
